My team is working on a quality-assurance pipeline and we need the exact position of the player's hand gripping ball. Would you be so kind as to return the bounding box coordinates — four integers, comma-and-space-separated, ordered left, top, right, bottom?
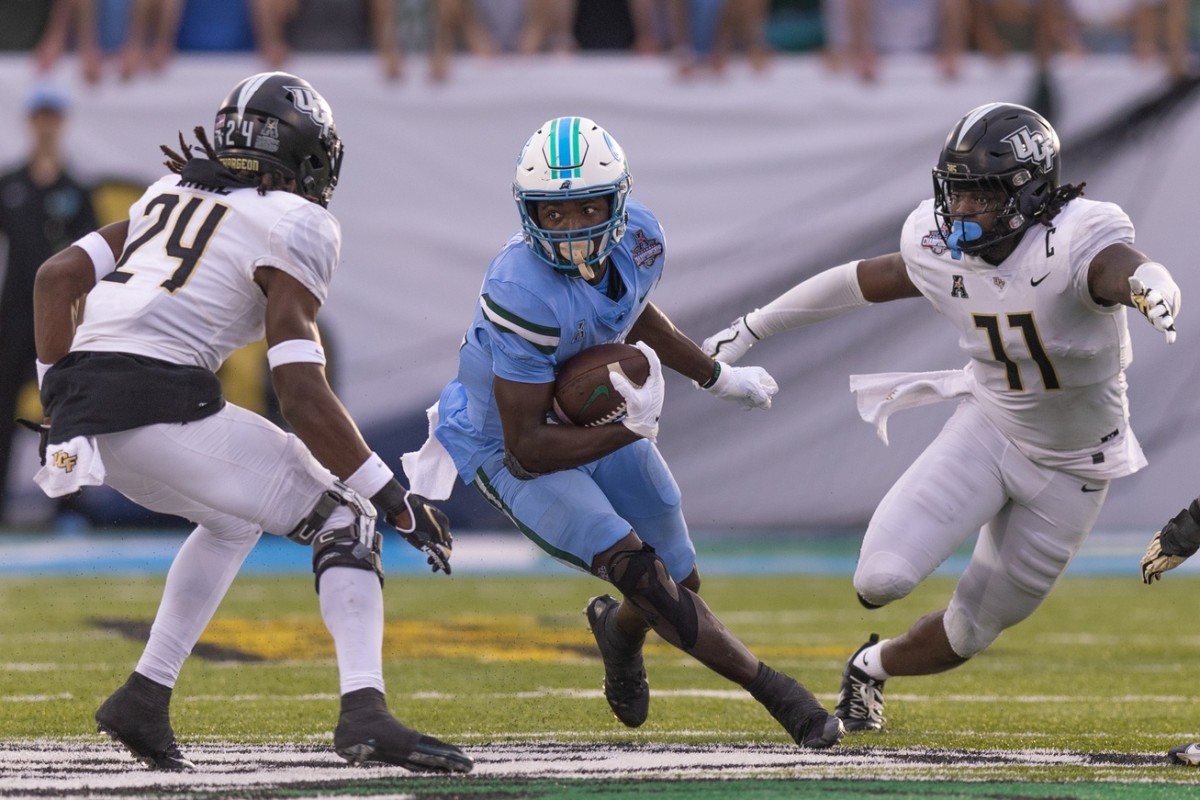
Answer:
552, 343, 651, 427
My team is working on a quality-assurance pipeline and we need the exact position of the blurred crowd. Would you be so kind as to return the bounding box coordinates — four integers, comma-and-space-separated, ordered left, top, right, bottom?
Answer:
0, 0, 1194, 84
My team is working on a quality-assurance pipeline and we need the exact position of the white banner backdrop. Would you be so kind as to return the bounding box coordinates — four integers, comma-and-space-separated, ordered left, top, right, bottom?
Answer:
0, 52, 1194, 531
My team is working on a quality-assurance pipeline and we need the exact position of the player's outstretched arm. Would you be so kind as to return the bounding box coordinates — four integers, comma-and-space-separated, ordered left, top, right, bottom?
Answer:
1142, 499, 1200, 584
259, 267, 453, 573
702, 254, 912, 364
1088, 243, 1180, 344
628, 302, 777, 409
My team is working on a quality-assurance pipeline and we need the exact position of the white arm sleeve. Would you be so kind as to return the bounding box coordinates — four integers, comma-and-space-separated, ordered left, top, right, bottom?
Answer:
744, 260, 870, 338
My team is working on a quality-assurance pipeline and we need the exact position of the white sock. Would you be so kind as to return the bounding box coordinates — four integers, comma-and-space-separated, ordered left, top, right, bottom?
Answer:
318, 566, 385, 696
136, 523, 260, 687
852, 639, 891, 681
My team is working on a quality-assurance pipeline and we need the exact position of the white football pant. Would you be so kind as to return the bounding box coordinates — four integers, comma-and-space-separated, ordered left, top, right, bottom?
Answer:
96, 403, 382, 694
853, 399, 1106, 658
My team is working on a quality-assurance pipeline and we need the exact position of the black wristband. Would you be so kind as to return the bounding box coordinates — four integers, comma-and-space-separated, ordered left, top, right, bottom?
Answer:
1160, 499, 1200, 557
700, 360, 722, 389
370, 478, 408, 517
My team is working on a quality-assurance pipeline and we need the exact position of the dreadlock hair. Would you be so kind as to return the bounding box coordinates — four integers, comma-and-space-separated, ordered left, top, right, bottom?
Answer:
159, 126, 296, 197
160, 126, 218, 173
1036, 181, 1086, 227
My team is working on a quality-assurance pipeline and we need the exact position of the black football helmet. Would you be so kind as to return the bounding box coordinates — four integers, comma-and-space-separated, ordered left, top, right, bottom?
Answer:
212, 72, 344, 207
933, 102, 1060, 257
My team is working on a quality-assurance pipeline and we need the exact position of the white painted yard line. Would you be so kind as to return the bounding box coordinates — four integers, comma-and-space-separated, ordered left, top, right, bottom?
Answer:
0, 693, 72, 702
3, 687, 1198, 704
0, 662, 119, 671
0, 631, 119, 643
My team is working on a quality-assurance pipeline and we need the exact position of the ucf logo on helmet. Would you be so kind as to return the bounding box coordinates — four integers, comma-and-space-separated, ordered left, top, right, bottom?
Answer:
1003, 126, 1055, 173
285, 85, 334, 138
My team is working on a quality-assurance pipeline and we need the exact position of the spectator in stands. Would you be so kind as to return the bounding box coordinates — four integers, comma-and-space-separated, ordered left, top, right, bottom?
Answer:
1059, 0, 1191, 78
0, 84, 96, 524
762, 0, 824, 53
574, 0, 637, 51
516, 0, 578, 54
969, 0, 1074, 70
35, 1, 284, 83
711, 0, 772, 72
0, 0, 54, 54
628, 0, 686, 55
34, 0, 129, 83
116, 0, 187, 79
255, 0, 403, 79
822, 0, 968, 82
426, 1, 576, 81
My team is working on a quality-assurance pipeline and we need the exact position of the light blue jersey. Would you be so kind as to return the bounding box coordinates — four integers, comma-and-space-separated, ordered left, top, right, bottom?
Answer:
434, 198, 693, 578
436, 198, 667, 481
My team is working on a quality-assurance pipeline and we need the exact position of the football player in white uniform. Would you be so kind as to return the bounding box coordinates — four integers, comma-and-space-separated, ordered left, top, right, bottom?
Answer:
702, 102, 1180, 734
30, 72, 470, 773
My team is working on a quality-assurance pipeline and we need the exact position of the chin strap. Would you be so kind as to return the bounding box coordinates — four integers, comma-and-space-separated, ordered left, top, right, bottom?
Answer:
945, 220, 983, 260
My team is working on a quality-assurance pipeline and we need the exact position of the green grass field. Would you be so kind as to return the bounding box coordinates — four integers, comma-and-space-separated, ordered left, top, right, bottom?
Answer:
3, 570, 1200, 797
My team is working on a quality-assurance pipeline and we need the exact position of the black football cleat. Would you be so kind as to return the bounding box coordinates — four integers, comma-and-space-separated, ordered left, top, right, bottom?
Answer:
95, 672, 195, 771
334, 688, 473, 773
834, 633, 887, 732
747, 663, 844, 749
585, 594, 650, 727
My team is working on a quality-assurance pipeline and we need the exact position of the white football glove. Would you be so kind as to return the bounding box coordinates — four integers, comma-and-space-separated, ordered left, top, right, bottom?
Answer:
1129, 263, 1179, 344
1141, 503, 1200, 584
704, 362, 778, 410
701, 315, 760, 365
609, 340, 664, 440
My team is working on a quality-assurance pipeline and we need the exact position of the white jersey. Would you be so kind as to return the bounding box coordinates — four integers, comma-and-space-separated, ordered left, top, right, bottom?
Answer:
72, 174, 341, 372
900, 197, 1144, 479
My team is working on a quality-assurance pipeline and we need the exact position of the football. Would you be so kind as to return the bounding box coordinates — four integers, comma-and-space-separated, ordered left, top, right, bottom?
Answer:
552, 342, 650, 427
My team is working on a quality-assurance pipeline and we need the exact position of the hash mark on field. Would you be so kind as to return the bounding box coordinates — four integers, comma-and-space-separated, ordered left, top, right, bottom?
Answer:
0, 740, 1175, 797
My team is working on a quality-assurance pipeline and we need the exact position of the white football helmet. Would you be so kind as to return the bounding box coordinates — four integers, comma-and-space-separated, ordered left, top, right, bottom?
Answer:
513, 116, 632, 277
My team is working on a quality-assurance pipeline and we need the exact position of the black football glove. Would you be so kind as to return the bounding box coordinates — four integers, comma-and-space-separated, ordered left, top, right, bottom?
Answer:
16, 418, 50, 466
372, 480, 453, 575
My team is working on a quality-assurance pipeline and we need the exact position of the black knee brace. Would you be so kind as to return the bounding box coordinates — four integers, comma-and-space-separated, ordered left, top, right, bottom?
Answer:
287, 480, 384, 593
311, 525, 384, 592
608, 544, 699, 651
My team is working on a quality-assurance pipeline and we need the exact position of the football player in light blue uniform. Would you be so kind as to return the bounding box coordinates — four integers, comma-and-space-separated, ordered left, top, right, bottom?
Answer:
423, 116, 843, 748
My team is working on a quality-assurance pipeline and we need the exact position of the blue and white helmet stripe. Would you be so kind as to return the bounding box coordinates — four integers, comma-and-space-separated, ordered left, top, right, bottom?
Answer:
513, 116, 632, 276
